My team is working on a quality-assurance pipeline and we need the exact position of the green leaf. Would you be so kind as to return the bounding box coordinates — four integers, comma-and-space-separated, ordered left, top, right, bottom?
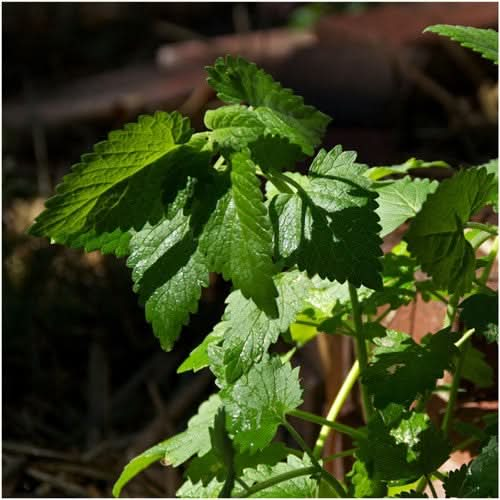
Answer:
205, 104, 266, 150
347, 460, 387, 497
222, 357, 303, 453
394, 491, 428, 498
177, 322, 227, 373
237, 455, 318, 497
29, 111, 192, 247
356, 407, 451, 481
206, 56, 331, 155
374, 177, 438, 237
443, 464, 468, 497
247, 135, 304, 171
177, 477, 225, 498
406, 168, 495, 295
209, 408, 236, 497
112, 394, 220, 497
185, 442, 289, 486
366, 158, 450, 181
478, 159, 498, 210
462, 345, 493, 388
362, 241, 418, 314
425, 25, 498, 64
127, 209, 209, 351
73, 229, 131, 257
460, 293, 498, 343
200, 151, 278, 315
463, 436, 498, 497
205, 106, 304, 169
363, 329, 459, 408
218, 270, 314, 383
269, 147, 383, 289
444, 437, 498, 497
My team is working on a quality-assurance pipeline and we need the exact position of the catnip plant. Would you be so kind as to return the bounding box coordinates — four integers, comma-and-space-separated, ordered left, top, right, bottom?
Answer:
29, 25, 498, 498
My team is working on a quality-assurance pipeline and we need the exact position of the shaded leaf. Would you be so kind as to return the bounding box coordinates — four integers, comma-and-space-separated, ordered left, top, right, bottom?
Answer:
356, 407, 451, 481
269, 146, 383, 289
364, 330, 459, 408
406, 168, 495, 295
460, 293, 498, 343
462, 345, 493, 388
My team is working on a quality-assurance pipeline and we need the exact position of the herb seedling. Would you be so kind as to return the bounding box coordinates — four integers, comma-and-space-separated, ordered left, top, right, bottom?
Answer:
30, 25, 498, 498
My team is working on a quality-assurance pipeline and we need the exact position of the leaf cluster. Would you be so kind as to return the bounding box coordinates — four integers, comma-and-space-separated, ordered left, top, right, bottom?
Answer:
29, 25, 499, 499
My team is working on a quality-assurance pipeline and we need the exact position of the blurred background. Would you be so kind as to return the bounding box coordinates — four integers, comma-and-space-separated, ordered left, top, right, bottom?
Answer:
2, 2, 498, 497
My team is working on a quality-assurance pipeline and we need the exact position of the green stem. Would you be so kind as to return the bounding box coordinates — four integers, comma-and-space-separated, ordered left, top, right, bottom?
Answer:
312, 361, 360, 457
444, 292, 460, 328
452, 436, 478, 451
455, 328, 475, 349
471, 231, 493, 249
289, 409, 366, 442
294, 319, 321, 328
479, 236, 498, 285
283, 420, 347, 498
348, 283, 373, 421
463, 221, 498, 235
240, 466, 317, 497
283, 446, 303, 458
432, 470, 447, 482
425, 474, 438, 498
442, 339, 470, 436
430, 290, 449, 304
236, 478, 251, 493
323, 448, 357, 463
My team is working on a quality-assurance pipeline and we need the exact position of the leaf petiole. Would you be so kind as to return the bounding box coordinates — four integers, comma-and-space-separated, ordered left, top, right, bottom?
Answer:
289, 408, 366, 442
283, 420, 347, 498
463, 221, 498, 235
323, 448, 357, 463
348, 283, 374, 421
425, 474, 438, 498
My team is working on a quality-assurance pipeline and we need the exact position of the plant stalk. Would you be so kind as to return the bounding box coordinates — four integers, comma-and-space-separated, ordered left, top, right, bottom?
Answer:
425, 474, 438, 498
479, 236, 498, 285
289, 409, 366, 442
348, 283, 373, 421
323, 448, 357, 463
463, 221, 498, 235
312, 361, 360, 457
283, 420, 347, 497
444, 291, 460, 328
442, 339, 470, 436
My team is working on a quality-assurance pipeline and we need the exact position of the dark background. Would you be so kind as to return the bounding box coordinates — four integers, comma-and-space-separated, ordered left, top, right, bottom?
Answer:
3, 2, 498, 497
